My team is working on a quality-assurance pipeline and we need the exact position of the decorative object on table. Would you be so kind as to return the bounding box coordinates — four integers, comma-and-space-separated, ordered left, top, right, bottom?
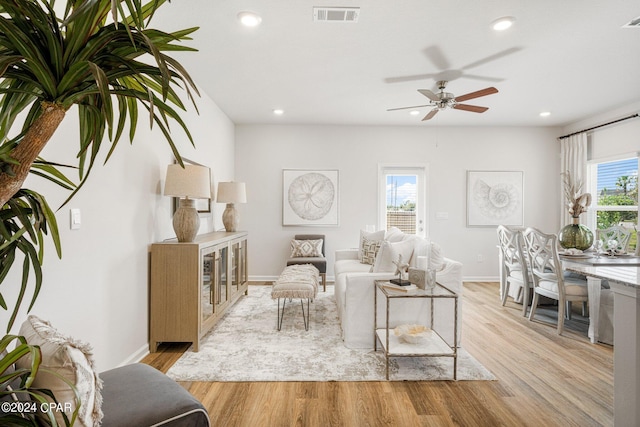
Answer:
390, 254, 411, 285
426, 269, 437, 289
283, 169, 339, 226
164, 164, 211, 242
593, 239, 604, 258
466, 170, 524, 227
558, 171, 593, 250
408, 267, 426, 288
382, 282, 418, 293
394, 324, 432, 344
217, 181, 247, 232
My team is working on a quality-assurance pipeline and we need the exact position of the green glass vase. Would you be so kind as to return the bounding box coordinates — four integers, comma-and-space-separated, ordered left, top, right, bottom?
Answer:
558, 221, 594, 251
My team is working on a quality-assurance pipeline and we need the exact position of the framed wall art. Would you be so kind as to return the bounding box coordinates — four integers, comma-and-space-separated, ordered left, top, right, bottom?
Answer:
467, 170, 524, 227
283, 169, 339, 226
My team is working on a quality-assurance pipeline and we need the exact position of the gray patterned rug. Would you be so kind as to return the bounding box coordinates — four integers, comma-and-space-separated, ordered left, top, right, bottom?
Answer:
166, 285, 495, 382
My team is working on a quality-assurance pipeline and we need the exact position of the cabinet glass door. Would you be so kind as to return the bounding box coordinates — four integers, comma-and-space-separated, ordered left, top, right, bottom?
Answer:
201, 248, 215, 323
215, 246, 228, 308
231, 240, 247, 293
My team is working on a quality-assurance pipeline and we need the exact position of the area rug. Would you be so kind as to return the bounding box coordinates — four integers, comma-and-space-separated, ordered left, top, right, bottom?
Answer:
166, 285, 495, 382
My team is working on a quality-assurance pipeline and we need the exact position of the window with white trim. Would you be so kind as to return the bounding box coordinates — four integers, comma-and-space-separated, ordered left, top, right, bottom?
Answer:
586, 155, 638, 251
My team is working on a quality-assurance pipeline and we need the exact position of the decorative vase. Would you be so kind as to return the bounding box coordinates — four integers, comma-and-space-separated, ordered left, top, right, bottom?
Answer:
558, 218, 594, 251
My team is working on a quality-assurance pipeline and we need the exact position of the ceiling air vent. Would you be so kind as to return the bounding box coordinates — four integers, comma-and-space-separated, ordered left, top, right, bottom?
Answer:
622, 15, 640, 28
313, 7, 360, 23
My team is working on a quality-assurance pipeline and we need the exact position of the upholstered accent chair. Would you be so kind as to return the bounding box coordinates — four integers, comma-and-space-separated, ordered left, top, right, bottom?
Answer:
286, 234, 327, 291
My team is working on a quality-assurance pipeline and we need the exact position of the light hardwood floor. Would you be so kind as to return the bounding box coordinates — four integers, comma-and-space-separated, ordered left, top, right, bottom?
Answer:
142, 282, 613, 427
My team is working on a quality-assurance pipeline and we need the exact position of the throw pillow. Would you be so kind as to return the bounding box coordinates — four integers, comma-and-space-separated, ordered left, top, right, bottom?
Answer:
358, 229, 385, 261
361, 238, 383, 265
372, 239, 416, 273
16, 315, 103, 427
290, 239, 323, 257
384, 227, 405, 242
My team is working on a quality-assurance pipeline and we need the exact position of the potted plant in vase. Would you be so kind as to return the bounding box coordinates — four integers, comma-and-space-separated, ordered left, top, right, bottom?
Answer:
0, 1, 198, 424
559, 171, 594, 250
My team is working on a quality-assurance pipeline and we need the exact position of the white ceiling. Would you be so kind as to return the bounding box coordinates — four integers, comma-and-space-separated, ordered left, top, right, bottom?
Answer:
155, 1, 640, 127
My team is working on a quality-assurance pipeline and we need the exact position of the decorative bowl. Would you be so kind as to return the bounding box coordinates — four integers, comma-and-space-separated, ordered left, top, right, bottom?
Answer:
393, 324, 431, 344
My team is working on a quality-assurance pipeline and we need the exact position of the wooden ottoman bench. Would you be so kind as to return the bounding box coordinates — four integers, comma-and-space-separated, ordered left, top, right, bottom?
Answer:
272, 264, 319, 331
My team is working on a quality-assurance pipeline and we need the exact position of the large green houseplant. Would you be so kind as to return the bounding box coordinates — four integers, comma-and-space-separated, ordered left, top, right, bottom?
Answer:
0, 1, 198, 424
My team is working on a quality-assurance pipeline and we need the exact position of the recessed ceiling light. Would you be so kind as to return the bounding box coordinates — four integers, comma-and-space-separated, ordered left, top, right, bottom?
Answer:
273, 109, 284, 115
492, 16, 515, 31
238, 11, 262, 27
409, 110, 420, 116
539, 111, 551, 117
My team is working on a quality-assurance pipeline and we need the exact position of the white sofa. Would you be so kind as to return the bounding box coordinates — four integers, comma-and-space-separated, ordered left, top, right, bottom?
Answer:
334, 229, 463, 349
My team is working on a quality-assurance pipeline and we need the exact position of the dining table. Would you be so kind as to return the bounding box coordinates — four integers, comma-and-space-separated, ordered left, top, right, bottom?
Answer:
560, 252, 640, 427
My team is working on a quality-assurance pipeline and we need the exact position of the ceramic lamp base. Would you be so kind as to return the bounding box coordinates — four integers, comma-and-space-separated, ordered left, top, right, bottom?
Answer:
173, 198, 200, 242
222, 203, 238, 232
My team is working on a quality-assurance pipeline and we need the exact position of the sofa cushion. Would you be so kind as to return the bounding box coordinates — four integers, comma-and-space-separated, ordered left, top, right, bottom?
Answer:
361, 238, 383, 264
358, 229, 385, 261
16, 315, 103, 427
372, 239, 415, 273
290, 239, 323, 257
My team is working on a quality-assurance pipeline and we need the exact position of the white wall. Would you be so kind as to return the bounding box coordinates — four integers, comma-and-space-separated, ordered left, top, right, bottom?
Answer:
1, 92, 234, 371
235, 124, 562, 282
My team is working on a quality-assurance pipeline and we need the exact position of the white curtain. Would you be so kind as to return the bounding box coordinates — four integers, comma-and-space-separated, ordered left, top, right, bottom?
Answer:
559, 133, 588, 227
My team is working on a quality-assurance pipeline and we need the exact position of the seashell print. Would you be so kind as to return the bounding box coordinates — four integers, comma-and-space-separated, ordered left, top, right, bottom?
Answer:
473, 179, 520, 220
288, 173, 335, 220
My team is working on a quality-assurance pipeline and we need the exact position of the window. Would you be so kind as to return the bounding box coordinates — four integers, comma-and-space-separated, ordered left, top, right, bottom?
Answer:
586, 155, 638, 251
378, 165, 427, 237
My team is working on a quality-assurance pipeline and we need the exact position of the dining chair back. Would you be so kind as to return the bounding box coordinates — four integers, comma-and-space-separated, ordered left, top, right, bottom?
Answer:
496, 225, 532, 316
522, 227, 588, 334
596, 225, 632, 253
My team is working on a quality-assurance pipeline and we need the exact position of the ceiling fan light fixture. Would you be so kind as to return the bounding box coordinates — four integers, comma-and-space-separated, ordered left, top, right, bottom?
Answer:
273, 109, 284, 115
492, 16, 515, 31
539, 111, 551, 117
238, 11, 262, 27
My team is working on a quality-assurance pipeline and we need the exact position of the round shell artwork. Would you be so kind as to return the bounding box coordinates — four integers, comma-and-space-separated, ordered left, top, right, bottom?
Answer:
473, 179, 520, 220
288, 172, 335, 220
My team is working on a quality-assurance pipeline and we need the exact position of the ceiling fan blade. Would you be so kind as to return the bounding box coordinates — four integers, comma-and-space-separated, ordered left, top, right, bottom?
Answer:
422, 108, 439, 121
454, 87, 498, 102
460, 47, 523, 70
423, 45, 450, 71
384, 74, 436, 84
418, 89, 440, 102
387, 104, 430, 112
453, 104, 489, 113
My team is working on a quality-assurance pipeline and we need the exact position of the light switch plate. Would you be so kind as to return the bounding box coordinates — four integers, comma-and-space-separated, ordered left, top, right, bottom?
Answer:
70, 208, 81, 230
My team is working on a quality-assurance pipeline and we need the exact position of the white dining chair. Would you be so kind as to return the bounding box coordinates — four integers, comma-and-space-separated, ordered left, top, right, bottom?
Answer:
497, 225, 532, 316
522, 227, 589, 335
596, 225, 632, 253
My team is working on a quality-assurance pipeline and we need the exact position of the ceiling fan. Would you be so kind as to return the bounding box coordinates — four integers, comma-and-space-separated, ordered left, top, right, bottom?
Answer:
387, 81, 498, 121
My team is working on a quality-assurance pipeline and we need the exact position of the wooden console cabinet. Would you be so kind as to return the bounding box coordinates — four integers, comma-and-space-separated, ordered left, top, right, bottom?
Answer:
149, 231, 248, 352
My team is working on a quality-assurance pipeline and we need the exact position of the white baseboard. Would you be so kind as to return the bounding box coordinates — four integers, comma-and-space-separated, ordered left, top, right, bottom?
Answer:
463, 276, 500, 283
120, 343, 150, 367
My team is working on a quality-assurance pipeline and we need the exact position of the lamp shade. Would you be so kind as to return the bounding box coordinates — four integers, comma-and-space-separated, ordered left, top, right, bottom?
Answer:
164, 164, 211, 199
217, 182, 247, 204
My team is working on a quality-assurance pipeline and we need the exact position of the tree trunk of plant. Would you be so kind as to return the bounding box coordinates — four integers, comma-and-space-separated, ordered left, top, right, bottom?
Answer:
0, 102, 66, 206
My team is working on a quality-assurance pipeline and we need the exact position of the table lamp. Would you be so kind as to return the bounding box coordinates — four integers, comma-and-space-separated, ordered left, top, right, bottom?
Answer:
164, 164, 211, 242
217, 182, 247, 232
